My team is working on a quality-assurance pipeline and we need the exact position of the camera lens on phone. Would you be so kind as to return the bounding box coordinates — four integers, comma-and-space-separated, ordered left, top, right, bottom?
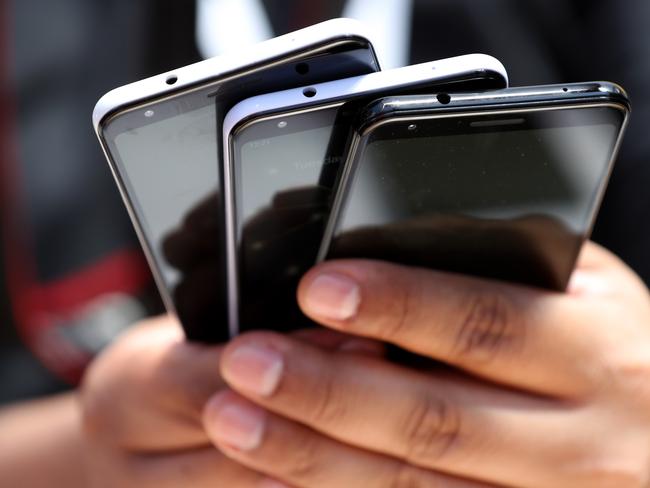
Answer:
437, 93, 451, 105
295, 63, 310, 75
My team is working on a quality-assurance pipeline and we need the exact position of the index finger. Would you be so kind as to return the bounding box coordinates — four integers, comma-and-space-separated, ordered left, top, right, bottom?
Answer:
297, 255, 615, 397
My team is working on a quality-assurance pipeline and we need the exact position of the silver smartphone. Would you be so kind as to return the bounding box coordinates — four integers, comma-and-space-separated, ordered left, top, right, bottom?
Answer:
93, 19, 381, 342
223, 54, 509, 335
318, 83, 630, 291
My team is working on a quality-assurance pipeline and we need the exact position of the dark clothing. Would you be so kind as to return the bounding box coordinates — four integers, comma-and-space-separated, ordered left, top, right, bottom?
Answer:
1, 0, 648, 402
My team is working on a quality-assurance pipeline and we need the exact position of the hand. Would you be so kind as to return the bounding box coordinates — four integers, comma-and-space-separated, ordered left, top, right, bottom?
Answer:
207, 242, 650, 487
80, 315, 381, 487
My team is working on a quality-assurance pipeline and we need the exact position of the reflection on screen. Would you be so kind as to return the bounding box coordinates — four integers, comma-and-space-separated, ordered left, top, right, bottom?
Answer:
115, 105, 218, 287
233, 106, 348, 331
329, 106, 624, 290
240, 123, 336, 222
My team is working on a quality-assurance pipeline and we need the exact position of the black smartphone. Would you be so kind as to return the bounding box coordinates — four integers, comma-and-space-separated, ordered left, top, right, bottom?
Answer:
319, 83, 630, 290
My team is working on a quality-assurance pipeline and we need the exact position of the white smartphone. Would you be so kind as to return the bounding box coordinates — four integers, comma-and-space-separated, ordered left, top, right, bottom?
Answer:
223, 54, 509, 336
93, 18, 381, 342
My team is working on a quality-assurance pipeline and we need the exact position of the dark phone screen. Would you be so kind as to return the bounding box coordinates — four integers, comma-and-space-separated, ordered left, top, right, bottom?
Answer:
232, 105, 354, 331
230, 74, 509, 333
101, 44, 378, 342
327, 105, 627, 290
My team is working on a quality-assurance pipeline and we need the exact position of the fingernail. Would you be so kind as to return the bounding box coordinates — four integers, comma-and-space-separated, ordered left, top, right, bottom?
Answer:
205, 392, 266, 451
223, 344, 284, 396
304, 273, 361, 321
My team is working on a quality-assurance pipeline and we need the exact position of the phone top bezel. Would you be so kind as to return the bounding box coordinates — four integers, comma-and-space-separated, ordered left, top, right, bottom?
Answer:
223, 53, 509, 137
355, 82, 629, 134
93, 18, 380, 131
223, 55, 510, 337
93, 19, 381, 343
317, 83, 631, 273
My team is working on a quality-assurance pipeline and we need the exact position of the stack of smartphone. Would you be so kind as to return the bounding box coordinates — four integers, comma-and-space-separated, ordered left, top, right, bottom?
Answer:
94, 19, 629, 343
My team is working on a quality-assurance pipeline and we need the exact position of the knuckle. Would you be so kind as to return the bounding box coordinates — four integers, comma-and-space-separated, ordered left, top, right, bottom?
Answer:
378, 270, 423, 341
401, 391, 462, 465
452, 288, 522, 365
307, 366, 348, 428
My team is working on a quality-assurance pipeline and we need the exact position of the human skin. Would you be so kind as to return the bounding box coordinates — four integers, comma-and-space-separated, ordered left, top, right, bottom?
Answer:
0, 394, 86, 488
78, 317, 384, 487
205, 242, 650, 487
17, 241, 650, 487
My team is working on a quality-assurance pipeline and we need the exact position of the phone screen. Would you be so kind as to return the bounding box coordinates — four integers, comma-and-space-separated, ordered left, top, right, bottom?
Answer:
100, 45, 378, 342
327, 104, 627, 290
231, 105, 355, 331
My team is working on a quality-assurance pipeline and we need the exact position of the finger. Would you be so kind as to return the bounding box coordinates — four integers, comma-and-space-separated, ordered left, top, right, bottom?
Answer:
81, 316, 223, 451
297, 257, 613, 396
204, 390, 499, 488
219, 332, 602, 488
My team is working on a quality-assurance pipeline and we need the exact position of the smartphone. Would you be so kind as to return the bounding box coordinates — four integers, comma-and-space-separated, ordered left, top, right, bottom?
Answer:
93, 19, 381, 342
318, 83, 630, 291
224, 54, 509, 336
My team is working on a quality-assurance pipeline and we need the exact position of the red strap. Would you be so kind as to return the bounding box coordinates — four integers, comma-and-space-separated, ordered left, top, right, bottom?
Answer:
25, 249, 152, 318
0, 0, 152, 382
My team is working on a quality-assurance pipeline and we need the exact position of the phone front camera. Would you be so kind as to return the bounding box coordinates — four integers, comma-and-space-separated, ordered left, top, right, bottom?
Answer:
166, 75, 178, 85
296, 63, 310, 75
437, 93, 451, 105
303, 87, 317, 98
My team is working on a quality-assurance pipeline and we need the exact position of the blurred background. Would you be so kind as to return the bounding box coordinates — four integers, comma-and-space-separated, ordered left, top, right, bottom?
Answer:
1, 0, 649, 404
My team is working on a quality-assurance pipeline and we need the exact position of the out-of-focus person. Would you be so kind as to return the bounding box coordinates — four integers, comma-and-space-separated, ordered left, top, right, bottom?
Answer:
1, 1, 649, 486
